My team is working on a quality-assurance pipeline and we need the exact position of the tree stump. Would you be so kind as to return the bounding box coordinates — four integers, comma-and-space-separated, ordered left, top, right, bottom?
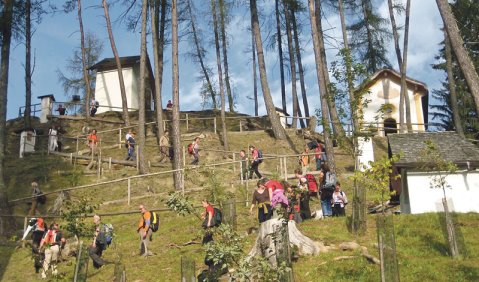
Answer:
248, 218, 321, 266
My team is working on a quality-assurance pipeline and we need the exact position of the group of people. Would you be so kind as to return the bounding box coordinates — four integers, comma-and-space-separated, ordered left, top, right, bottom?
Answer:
249, 163, 348, 225
22, 218, 66, 279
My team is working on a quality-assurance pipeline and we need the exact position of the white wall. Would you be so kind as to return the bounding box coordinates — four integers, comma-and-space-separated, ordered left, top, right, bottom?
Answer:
401, 170, 479, 214
95, 67, 138, 114
362, 79, 424, 136
358, 137, 374, 171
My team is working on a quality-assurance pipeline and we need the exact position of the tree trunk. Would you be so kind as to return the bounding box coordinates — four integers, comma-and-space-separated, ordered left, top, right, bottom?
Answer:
24, 0, 32, 129
248, 218, 321, 266
275, 0, 287, 114
387, 0, 406, 132
171, 0, 183, 190
250, 0, 287, 140
436, 0, 479, 120
0, 0, 15, 235
400, 0, 412, 132
78, 0, 91, 122
251, 11, 258, 117
442, 198, 459, 258
361, 0, 377, 73
151, 0, 166, 143
308, 0, 336, 172
444, 30, 464, 138
212, 0, 229, 151
103, 0, 130, 126
292, 10, 310, 126
284, 1, 299, 129
315, 0, 349, 144
186, 0, 217, 109
137, 0, 148, 175
218, 0, 234, 112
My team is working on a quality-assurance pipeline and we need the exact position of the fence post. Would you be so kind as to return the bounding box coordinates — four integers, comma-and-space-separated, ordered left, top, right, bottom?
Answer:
283, 157, 288, 180
109, 157, 112, 171
76, 136, 79, 154
128, 178, 131, 206
70, 153, 73, 164
280, 157, 284, 180
239, 120, 242, 132
180, 256, 196, 282
181, 169, 185, 196
136, 145, 140, 172
214, 117, 217, 134
233, 153, 236, 172
22, 217, 28, 248
182, 146, 186, 167
240, 159, 244, 184
119, 129, 122, 149
186, 113, 189, 132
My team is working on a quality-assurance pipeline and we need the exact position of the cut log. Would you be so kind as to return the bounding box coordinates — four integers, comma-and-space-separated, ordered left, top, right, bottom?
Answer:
247, 218, 322, 266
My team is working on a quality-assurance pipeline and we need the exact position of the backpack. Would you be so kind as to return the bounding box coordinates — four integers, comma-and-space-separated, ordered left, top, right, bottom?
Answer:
323, 171, 336, 189
213, 208, 222, 226
95, 101, 100, 108
150, 212, 160, 232
305, 174, 318, 193
257, 150, 263, 163
187, 143, 194, 155
102, 223, 114, 248
37, 193, 46, 205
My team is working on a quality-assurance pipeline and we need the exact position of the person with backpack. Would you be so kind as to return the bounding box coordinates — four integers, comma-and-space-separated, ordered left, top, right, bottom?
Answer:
190, 137, 200, 165
29, 182, 45, 216
249, 181, 272, 223
137, 204, 154, 256
22, 217, 47, 273
299, 147, 310, 174
294, 169, 319, 198
87, 129, 99, 156
319, 163, 335, 217
90, 98, 99, 117
248, 145, 262, 179
39, 223, 63, 279
88, 215, 112, 269
201, 200, 216, 244
314, 142, 324, 171
331, 182, 348, 216
125, 132, 136, 161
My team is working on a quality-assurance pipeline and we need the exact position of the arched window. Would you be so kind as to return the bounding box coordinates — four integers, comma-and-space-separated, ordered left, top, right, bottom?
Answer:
384, 118, 398, 135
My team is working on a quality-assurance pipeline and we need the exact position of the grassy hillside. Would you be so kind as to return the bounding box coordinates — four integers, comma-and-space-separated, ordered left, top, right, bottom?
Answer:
1, 113, 478, 282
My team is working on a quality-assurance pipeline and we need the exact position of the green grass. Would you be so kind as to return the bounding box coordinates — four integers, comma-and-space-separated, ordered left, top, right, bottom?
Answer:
2, 113, 478, 281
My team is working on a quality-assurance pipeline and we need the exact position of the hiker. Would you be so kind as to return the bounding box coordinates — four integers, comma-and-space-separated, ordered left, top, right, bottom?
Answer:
332, 182, 348, 217
166, 100, 173, 110
159, 131, 169, 162
201, 200, 215, 244
314, 142, 324, 171
125, 129, 132, 147
249, 181, 272, 223
48, 126, 58, 152
284, 182, 302, 223
300, 147, 310, 174
294, 169, 319, 198
239, 150, 248, 180
248, 145, 262, 179
90, 98, 99, 117
89, 215, 110, 268
126, 132, 136, 161
137, 204, 153, 256
39, 223, 63, 279
297, 177, 312, 220
22, 217, 47, 273
319, 163, 335, 217
29, 182, 45, 216
259, 178, 288, 216
190, 137, 200, 165
56, 104, 66, 116
87, 129, 99, 156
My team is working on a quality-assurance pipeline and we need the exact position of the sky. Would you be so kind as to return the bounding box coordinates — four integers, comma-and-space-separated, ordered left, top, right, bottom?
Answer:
7, 0, 445, 122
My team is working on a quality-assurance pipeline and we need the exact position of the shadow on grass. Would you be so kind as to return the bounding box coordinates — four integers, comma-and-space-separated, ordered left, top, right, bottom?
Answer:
0, 242, 16, 281
436, 212, 468, 257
